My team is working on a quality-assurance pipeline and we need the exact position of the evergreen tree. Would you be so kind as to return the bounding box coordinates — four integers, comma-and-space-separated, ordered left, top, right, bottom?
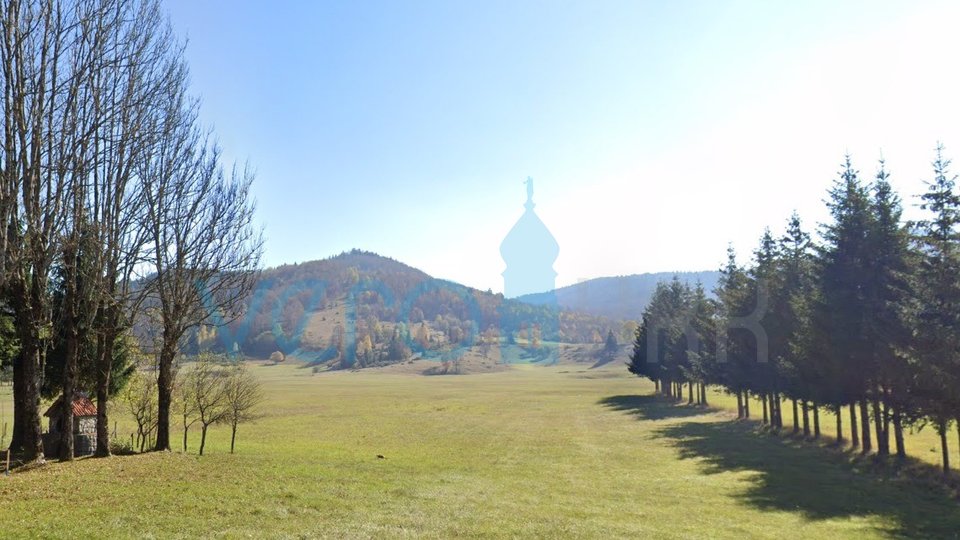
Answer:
628, 278, 694, 399
912, 144, 960, 473
751, 229, 782, 427
814, 156, 876, 451
863, 159, 915, 457
604, 329, 618, 355
775, 213, 816, 435
686, 282, 718, 406
715, 247, 755, 418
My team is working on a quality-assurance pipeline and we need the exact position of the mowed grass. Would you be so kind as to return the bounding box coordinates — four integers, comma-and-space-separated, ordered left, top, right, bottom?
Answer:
0, 365, 959, 538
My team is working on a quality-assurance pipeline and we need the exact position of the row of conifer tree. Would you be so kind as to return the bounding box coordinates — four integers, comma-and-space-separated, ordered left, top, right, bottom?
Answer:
628, 146, 960, 473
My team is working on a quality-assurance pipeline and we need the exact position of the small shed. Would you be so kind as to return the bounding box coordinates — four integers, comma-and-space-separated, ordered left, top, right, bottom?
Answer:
43, 394, 98, 456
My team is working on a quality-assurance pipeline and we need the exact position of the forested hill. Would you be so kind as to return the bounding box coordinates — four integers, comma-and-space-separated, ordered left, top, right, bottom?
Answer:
517, 271, 721, 320
195, 250, 620, 365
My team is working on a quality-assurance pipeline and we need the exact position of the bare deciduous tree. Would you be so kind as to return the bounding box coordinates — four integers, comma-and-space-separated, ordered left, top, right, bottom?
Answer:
173, 374, 196, 453
183, 355, 229, 456
86, 0, 183, 458
3, 0, 75, 462
140, 98, 263, 451
223, 363, 263, 454
120, 363, 157, 453
0, 0, 259, 463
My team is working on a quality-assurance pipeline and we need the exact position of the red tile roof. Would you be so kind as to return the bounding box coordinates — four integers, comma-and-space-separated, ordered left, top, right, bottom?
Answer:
43, 395, 98, 418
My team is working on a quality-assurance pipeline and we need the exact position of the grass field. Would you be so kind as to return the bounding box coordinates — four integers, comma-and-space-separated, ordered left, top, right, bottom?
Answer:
1, 362, 959, 538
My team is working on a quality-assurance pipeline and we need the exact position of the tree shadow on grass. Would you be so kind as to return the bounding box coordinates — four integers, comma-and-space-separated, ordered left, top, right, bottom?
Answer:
588, 354, 619, 370
597, 394, 713, 421
656, 420, 960, 538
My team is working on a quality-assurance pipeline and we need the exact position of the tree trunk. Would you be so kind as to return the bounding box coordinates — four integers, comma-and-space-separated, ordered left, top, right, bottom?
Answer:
59, 324, 77, 461
700, 383, 707, 406
812, 403, 820, 439
882, 400, 891, 453
773, 394, 779, 426
182, 418, 189, 453
687, 382, 693, 405
939, 419, 950, 475
95, 385, 110, 457
771, 392, 781, 429
801, 401, 810, 436
230, 423, 237, 454
11, 339, 44, 462
736, 391, 744, 419
199, 425, 208, 456
849, 404, 859, 448
95, 328, 118, 457
859, 400, 872, 453
654, 379, 659, 393
872, 398, 887, 456
762, 393, 769, 425
791, 399, 799, 434
892, 409, 905, 459
744, 391, 751, 418
60, 231, 82, 462
155, 339, 177, 451
774, 393, 781, 428
835, 405, 843, 443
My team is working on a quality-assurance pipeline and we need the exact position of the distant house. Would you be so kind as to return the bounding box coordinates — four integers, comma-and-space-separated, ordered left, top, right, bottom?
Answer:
43, 394, 98, 456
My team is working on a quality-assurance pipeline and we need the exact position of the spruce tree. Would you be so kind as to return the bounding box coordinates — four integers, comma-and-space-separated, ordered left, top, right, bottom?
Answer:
687, 282, 718, 406
715, 246, 756, 418
864, 159, 915, 457
778, 213, 817, 435
912, 144, 960, 473
815, 156, 876, 451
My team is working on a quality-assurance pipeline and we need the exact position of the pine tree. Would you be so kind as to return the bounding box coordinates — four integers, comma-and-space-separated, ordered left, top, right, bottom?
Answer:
751, 229, 782, 427
604, 329, 618, 355
628, 278, 694, 399
863, 159, 915, 457
687, 282, 718, 406
912, 144, 960, 473
777, 213, 816, 435
715, 247, 755, 417
815, 156, 876, 451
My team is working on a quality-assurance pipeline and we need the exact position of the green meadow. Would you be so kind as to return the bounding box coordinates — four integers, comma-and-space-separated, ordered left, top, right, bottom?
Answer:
1, 363, 959, 539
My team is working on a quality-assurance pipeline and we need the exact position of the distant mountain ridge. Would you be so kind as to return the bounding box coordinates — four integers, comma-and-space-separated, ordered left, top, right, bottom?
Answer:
517, 271, 721, 321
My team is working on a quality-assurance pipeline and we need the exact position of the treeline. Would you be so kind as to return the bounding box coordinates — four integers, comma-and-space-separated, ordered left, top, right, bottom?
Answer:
629, 149, 960, 473
0, 0, 260, 463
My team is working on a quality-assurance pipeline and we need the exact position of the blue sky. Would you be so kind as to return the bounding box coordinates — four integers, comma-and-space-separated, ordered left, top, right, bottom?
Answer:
165, 0, 960, 293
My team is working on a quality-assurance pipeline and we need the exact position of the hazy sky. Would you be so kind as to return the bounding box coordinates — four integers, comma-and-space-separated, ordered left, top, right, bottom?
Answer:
165, 0, 960, 293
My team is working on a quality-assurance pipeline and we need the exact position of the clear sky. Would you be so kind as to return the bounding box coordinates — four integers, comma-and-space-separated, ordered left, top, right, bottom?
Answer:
164, 0, 960, 293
